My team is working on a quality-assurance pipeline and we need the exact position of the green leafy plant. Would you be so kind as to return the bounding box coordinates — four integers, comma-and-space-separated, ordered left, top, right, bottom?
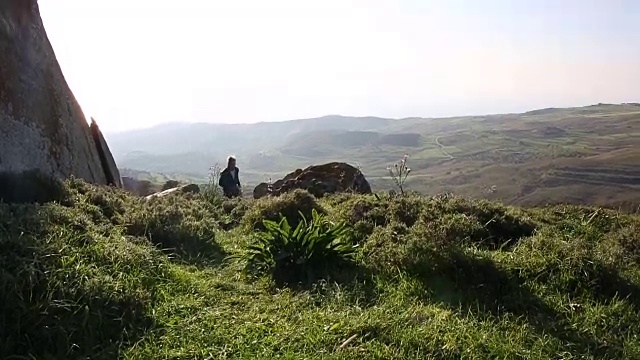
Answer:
236, 209, 356, 285
387, 154, 412, 196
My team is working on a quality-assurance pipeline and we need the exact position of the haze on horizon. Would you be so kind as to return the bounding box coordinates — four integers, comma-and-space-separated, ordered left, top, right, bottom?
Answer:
39, 0, 640, 133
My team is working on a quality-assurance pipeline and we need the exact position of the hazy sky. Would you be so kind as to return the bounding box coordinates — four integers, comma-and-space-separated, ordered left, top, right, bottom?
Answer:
39, 0, 640, 133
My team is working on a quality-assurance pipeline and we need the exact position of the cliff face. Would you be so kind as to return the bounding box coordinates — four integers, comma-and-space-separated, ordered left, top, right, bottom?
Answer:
0, 0, 120, 188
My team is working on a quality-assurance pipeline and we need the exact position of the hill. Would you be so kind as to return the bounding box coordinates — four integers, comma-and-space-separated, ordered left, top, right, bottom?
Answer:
1, 179, 639, 359
105, 103, 640, 207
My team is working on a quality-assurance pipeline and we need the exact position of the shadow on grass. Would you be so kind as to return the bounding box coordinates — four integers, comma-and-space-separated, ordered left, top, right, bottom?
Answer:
408, 248, 635, 358
123, 212, 228, 268
256, 260, 382, 309
0, 170, 71, 204
0, 283, 157, 359
159, 238, 229, 268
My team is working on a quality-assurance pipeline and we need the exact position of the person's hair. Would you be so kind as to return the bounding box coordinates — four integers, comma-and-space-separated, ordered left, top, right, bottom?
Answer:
227, 155, 236, 163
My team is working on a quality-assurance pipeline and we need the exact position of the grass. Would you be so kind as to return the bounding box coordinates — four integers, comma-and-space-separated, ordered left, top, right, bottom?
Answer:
2, 179, 640, 359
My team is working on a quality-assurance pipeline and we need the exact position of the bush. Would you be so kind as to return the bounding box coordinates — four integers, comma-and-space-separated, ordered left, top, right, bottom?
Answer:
422, 197, 536, 249
242, 189, 325, 231
122, 194, 223, 262
361, 221, 412, 270
234, 209, 356, 286
161, 179, 181, 191
388, 195, 424, 227
509, 231, 629, 299
611, 223, 640, 264
218, 197, 250, 230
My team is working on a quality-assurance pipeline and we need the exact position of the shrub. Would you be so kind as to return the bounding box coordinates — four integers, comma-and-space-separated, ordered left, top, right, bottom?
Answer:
218, 197, 249, 230
234, 209, 356, 285
611, 222, 640, 264
389, 195, 424, 227
361, 221, 412, 270
423, 197, 536, 249
161, 179, 180, 191
122, 194, 223, 262
331, 193, 424, 230
510, 231, 631, 300
242, 189, 324, 231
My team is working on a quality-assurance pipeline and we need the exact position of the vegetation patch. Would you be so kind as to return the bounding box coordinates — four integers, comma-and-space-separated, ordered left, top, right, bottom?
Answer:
0, 202, 169, 359
232, 209, 356, 286
242, 189, 325, 230
122, 194, 224, 264
1, 178, 640, 359
422, 196, 537, 249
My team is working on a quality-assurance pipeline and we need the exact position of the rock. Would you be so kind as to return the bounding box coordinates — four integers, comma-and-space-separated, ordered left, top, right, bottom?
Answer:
121, 176, 157, 196
0, 0, 119, 194
145, 183, 200, 200
89, 118, 122, 187
253, 162, 371, 199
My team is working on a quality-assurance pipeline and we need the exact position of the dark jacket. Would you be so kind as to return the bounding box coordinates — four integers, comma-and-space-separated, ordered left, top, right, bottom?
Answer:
218, 167, 241, 196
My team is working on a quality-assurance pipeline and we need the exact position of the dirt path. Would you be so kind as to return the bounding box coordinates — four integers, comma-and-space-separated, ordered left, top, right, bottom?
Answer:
435, 136, 455, 159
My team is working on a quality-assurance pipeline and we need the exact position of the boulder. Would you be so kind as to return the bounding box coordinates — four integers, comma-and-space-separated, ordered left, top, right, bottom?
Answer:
145, 183, 200, 200
253, 162, 371, 199
0, 0, 119, 197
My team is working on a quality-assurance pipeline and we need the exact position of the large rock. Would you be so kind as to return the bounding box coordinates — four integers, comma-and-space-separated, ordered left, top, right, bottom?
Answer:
0, 0, 120, 192
253, 162, 372, 199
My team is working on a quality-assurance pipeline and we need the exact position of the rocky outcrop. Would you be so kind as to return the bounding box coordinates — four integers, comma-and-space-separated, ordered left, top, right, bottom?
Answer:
0, 0, 119, 193
253, 162, 372, 199
90, 118, 122, 187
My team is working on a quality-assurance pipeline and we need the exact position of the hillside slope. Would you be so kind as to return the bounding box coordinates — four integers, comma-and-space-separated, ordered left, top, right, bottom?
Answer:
106, 103, 640, 207
1, 180, 640, 359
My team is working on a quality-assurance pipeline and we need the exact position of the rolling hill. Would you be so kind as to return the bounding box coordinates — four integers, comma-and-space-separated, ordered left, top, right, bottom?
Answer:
105, 103, 640, 208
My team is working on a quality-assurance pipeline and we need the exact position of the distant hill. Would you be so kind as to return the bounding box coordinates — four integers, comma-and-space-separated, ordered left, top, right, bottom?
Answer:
105, 103, 640, 207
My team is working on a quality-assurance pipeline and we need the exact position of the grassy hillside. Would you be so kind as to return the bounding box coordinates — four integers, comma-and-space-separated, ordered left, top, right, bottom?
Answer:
105, 103, 640, 207
2, 179, 640, 359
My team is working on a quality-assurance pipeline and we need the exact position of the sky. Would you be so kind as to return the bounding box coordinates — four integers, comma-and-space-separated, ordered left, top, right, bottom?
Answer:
39, 0, 640, 133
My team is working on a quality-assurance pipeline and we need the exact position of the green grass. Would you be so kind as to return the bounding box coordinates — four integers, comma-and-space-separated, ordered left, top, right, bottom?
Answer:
1, 179, 640, 359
